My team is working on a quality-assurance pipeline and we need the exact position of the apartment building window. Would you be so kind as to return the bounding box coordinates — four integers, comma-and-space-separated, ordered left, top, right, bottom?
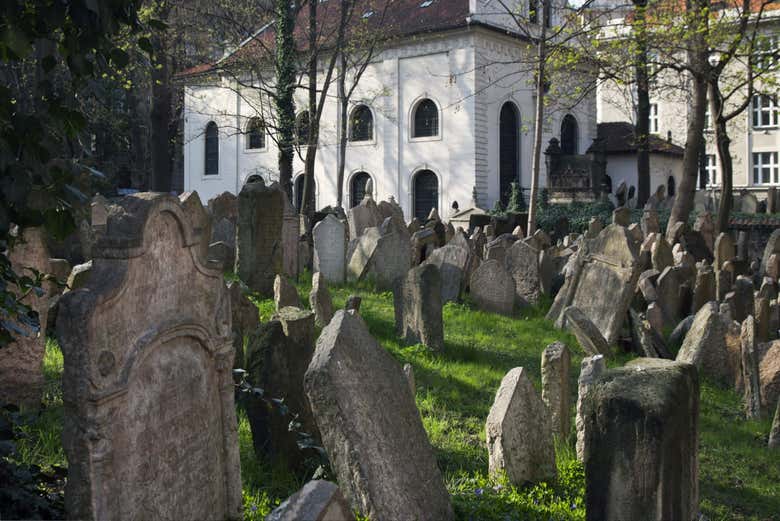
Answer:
700, 154, 717, 186
704, 102, 711, 130
753, 152, 779, 185
752, 95, 778, 129
756, 35, 778, 71
649, 103, 659, 134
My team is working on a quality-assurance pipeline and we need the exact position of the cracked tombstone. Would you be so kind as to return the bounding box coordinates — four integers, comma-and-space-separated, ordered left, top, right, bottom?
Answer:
57, 193, 241, 521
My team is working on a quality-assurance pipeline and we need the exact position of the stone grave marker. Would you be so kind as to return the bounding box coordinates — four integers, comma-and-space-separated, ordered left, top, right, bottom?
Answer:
313, 215, 346, 284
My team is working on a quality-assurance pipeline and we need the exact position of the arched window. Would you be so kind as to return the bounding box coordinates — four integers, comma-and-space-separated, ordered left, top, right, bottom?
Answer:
412, 99, 439, 138
413, 170, 438, 221
560, 114, 579, 155
350, 105, 373, 142
205, 121, 219, 176
350, 172, 372, 207
668, 176, 676, 197
294, 174, 316, 210
296, 111, 311, 145
246, 117, 265, 150
499, 102, 520, 205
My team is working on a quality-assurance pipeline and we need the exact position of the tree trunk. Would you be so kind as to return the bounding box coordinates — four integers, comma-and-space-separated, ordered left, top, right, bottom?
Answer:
667, 0, 709, 237
711, 84, 734, 233
336, 52, 348, 208
527, 11, 547, 236
150, 30, 172, 193
633, 0, 651, 207
301, 0, 317, 221
275, 0, 296, 201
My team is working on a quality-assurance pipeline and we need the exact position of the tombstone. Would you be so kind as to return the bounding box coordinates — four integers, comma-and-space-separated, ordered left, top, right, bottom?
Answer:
410, 228, 439, 265
469, 259, 515, 316
576, 355, 606, 462
770, 399, 780, 448
512, 225, 525, 238
393, 264, 444, 351
692, 262, 716, 315
346, 227, 381, 282
669, 314, 695, 347
693, 212, 715, 253
563, 306, 611, 356
311, 215, 346, 285
246, 308, 318, 467
484, 233, 515, 265
56, 193, 241, 520
310, 272, 334, 328
208, 191, 238, 223
274, 274, 301, 310
717, 260, 735, 301
586, 217, 603, 239
486, 367, 556, 485
377, 198, 405, 224
407, 217, 422, 236
733, 276, 755, 322
583, 359, 698, 521
179, 191, 212, 262
282, 198, 300, 278
549, 225, 641, 346
736, 230, 750, 262
211, 217, 236, 253
760, 341, 780, 411
0, 227, 51, 409
370, 217, 412, 290
425, 244, 469, 303
758, 277, 778, 300
756, 297, 771, 343
304, 311, 454, 520
612, 207, 631, 227
656, 266, 693, 328
761, 230, 780, 277
676, 302, 732, 385
640, 207, 659, 238
714, 232, 736, 271
646, 302, 665, 335
627, 223, 643, 244
472, 228, 487, 260
651, 236, 674, 272
768, 187, 779, 214
615, 181, 627, 206
741, 191, 759, 214
237, 176, 284, 296
504, 241, 542, 307
227, 281, 259, 370
347, 196, 382, 239
345, 295, 362, 313
444, 221, 455, 243
267, 480, 355, 521
208, 241, 234, 269
541, 342, 571, 440
741, 316, 763, 419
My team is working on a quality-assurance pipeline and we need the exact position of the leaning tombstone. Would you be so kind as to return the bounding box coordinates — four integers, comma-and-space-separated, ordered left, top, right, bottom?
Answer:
57, 193, 241, 520
486, 367, 556, 485
0, 227, 51, 409
564, 306, 611, 356
237, 175, 284, 296
541, 342, 571, 440
267, 480, 355, 521
305, 311, 454, 520
393, 264, 444, 351
583, 359, 698, 521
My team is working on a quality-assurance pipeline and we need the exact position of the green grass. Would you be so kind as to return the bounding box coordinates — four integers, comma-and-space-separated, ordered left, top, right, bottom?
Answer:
14, 276, 780, 520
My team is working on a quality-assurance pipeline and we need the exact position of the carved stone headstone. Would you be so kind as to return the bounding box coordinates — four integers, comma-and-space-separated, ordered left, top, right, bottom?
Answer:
486, 367, 556, 485
57, 193, 241, 520
310, 272, 334, 328
761, 229, 780, 277
237, 176, 284, 296
393, 263, 444, 351
504, 240, 542, 306
714, 232, 735, 271
313, 215, 346, 284
305, 311, 453, 520
347, 196, 382, 239
469, 260, 515, 316
576, 354, 606, 462
676, 302, 732, 385
0, 227, 51, 409
370, 217, 412, 290
583, 359, 698, 521
741, 316, 763, 419
274, 274, 301, 310
541, 342, 571, 440
425, 244, 469, 303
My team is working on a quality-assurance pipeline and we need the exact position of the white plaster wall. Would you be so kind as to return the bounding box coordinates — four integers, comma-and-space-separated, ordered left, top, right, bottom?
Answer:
604, 153, 683, 196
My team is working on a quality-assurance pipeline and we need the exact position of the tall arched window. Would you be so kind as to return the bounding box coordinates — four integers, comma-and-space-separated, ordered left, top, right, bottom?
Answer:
499, 102, 520, 205
413, 170, 438, 221
350, 105, 373, 142
246, 117, 265, 150
295, 174, 316, 210
560, 114, 579, 155
205, 121, 219, 176
296, 111, 311, 145
350, 172, 372, 207
412, 99, 439, 138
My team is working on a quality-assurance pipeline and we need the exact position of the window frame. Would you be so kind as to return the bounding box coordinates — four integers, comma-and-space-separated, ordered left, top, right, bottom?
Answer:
753, 151, 779, 186
649, 103, 659, 134
348, 104, 375, 144
752, 95, 779, 129
245, 117, 267, 152
410, 97, 442, 142
204, 121, 220, 177
701, 154, 718, 187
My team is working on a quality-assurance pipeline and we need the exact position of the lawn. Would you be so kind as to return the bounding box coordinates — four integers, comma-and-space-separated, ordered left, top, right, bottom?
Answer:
12, 274, 780, 521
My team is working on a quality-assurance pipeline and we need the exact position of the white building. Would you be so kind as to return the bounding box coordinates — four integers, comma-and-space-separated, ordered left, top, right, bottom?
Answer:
181, 0, 598, 220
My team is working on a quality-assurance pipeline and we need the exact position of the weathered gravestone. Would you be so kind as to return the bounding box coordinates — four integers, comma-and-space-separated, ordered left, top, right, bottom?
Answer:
563, 306, 611, 356
656, 265, 694, 328
370, 217, 412, 290
267, 480, 355, 521
313, 215, 346, 284
347, 196, 382, 239
676, 301, 733, 386
237, 176, 284, 296
227, 280, 259, 370
304, 311, 454, 520
346, 226, 381, 282
393, 263, 444, 351
505, 240, 542, 306
692, 262, 716, 315
548, 224, 641, 346
651, 235, 674, 272
57, 193, 241, 520
761, 229, 780, 277
760, 341, 780, 412
741, 316, 763, 419
274, 274, 300, 310
486, 367, 556, 485
425, 244, 469, 303
583, 358, 699, 521
576, 355, 606, 462
714, 232, 736, 271
541, 342, 571, 440
469, 259, 515, 316
309, 272, 334, 328
0, 227, 51, 409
